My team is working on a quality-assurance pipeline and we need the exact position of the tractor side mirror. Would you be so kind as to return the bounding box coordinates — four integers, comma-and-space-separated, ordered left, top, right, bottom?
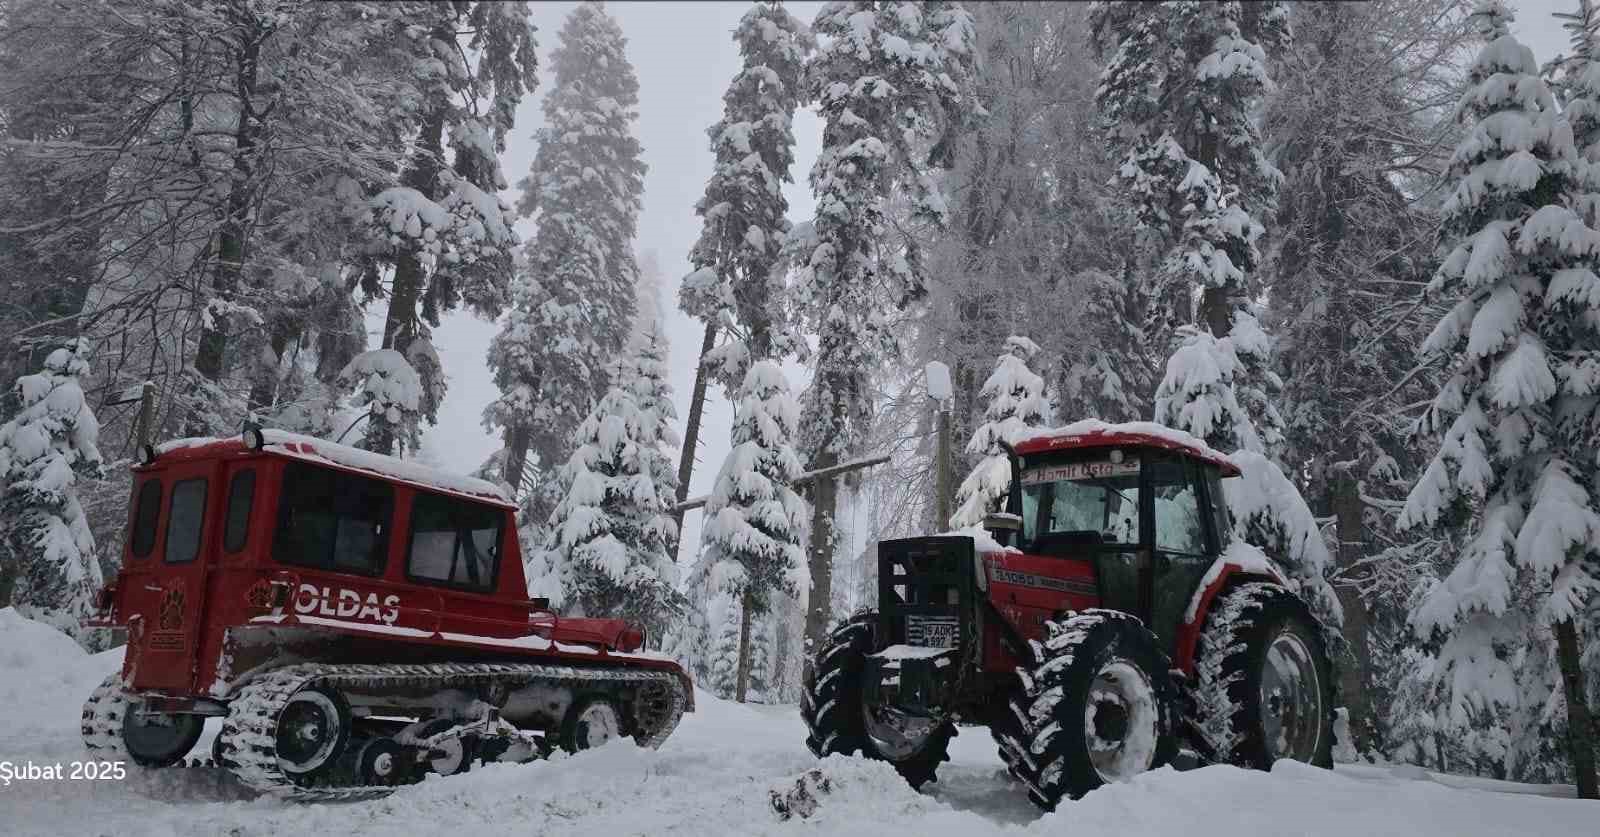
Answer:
982, 512, 1022, 547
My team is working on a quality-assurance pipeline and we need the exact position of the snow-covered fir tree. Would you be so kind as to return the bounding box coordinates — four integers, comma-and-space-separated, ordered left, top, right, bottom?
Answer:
1261, 0, 1472, 755
699, 360, 808, 701
0, 340, 104, 645
1090, 0, 1290, 458
951, 336, 1049, 528
339, 2, 535, 455
706, 602, 743, 699
337, 349, 427, 454
530, 352, 684, 637
681, 1, 812, 390
798, 0, 979, 668
1399, 2, 1598, 792
1093, 1, 1340, 643
487, 1, 645, 500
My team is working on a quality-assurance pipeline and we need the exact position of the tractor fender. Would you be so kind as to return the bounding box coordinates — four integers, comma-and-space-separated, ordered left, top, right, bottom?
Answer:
1172, 557, 1287, 674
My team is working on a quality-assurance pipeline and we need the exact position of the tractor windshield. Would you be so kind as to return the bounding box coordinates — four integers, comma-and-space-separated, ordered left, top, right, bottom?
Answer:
1019, 453, 1141, 549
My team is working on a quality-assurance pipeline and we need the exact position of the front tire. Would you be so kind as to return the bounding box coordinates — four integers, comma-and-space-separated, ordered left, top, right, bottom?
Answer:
800, 611, 955, 789
1191, 583, 1334, 770
1001, 610, 1178, 810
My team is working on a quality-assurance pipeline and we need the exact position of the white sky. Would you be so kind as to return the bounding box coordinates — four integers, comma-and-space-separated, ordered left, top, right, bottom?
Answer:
410, 0, 1571, 569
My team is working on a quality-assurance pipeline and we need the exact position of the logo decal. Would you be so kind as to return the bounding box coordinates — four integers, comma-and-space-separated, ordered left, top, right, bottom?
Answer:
294, 584, 400, 626
245, 579, 276, 610
985, 562, 1098, 596
158, 586, 185, 630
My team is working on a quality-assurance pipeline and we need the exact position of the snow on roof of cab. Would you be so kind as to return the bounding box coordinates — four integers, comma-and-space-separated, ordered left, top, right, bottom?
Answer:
1013, 419, 1238, 475
155, 430, 513, 506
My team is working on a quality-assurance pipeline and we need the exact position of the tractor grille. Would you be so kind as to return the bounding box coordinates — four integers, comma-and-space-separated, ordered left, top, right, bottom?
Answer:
877, 536, 978, 652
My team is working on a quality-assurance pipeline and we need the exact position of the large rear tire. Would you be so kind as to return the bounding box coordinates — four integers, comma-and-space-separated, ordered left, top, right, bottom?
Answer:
1191, 583, 1334, 770
800, 611, 955, 789
1000, 610, 1178, 811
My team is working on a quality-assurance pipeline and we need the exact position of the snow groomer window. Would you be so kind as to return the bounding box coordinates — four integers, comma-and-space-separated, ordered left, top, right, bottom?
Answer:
163, 478, 208, 564
129, 479, 162, 558
406, 490, 502, 592
273, 462, 393, 576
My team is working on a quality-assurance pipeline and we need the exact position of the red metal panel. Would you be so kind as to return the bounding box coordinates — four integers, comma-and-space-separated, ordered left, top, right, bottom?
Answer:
979, 551, 1099, 673
1013, 427, 1240, 476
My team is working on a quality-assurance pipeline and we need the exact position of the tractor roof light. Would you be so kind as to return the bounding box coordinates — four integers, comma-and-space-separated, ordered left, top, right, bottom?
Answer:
138, 444, 158, 466
242, 424, 266, 451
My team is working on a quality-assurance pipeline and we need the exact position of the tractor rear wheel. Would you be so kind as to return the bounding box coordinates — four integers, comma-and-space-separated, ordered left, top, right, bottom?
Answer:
1001, 610, 1178, 810
800, 611, 955, 789
1191, 583, 1334, 770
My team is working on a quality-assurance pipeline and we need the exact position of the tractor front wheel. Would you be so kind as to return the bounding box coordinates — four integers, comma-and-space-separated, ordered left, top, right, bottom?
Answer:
800, 611, 955, 789
1191, 583, 1334, 770
1000, 610, 1178, 810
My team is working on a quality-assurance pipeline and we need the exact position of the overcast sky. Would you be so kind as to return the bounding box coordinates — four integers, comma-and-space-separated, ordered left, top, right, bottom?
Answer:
411, 0, 1571, 568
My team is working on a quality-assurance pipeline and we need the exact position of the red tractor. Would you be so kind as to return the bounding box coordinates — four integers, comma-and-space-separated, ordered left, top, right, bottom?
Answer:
81, 428, 692, 799
801, 421, 1334, 810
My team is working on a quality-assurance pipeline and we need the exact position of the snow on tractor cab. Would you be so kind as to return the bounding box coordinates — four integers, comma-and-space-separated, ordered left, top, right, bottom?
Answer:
80, 428, 691, 799
801, 420, 1334, 810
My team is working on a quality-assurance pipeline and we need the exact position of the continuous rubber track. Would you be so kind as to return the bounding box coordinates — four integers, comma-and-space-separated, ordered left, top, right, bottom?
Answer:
81, 673, 134, 759
217, 662, 686, 801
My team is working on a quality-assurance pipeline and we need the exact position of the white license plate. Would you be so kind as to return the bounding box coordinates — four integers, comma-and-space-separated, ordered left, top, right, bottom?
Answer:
906, 616, 959, 649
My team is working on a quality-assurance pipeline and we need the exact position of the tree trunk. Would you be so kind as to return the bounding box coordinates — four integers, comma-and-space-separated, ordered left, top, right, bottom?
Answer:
503, 421, 533, 494
734, 589, 754, 703
1330, 467, 1375, 754
1198, 284, 1232, 340
1553, 617, 1598, 799
366, 109, 447, 455
191, 27, 265, 433
671, 322, 717, 556
802, 452, 839, 683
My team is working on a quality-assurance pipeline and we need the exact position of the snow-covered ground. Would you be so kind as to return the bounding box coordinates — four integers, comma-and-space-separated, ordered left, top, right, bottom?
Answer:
0, 608, 1590, 837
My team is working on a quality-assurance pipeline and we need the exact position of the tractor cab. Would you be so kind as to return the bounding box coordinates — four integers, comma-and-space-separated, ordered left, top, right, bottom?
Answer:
993, 423, 1240, 653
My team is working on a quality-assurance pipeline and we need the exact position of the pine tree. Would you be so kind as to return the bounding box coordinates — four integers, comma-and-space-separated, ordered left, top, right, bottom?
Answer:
1090, 0, 1290, 456
681, 1, 812, 389
677, 3, 813, 560
798, 0, 979, 677
1261, 0, 1472, 755
488, 1, 646, 493
353, 1, 536, 455
707, 603, 743, 699
530, 352, 684, 636
951, 336, 1049, 528
1398, 2, 1598, 795
0, 340, 104, 645
700, 360, 808, 701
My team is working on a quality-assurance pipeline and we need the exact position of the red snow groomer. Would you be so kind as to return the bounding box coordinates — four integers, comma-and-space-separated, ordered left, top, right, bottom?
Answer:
801, 420, 1334, 810
82, 428, 691, 799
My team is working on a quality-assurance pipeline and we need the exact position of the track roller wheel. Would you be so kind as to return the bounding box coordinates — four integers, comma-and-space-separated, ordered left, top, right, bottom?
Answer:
82, 673, 202, 767
275, 684, 351, 781
560, 694, 626, 752
355, 737, 412, 786
415, 718, 476, 776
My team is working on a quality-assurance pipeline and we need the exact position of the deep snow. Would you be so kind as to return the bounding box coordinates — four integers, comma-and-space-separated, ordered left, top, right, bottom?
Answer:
0, 608, 1589, 837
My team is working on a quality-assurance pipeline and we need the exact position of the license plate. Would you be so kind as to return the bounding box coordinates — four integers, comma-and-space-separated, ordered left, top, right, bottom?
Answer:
906, 615, 960, 649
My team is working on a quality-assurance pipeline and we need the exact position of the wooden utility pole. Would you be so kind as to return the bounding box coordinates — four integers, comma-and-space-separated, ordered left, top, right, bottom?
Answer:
926, 361, 953, 528
134, 381, 156, 449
